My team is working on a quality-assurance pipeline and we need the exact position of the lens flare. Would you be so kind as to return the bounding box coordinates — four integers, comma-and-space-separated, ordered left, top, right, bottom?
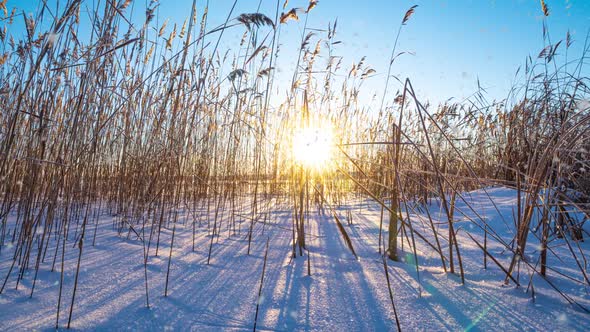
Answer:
292, 125, 334, 169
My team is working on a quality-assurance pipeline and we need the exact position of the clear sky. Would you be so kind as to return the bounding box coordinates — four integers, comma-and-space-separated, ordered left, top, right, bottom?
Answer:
8, 0, 590, 105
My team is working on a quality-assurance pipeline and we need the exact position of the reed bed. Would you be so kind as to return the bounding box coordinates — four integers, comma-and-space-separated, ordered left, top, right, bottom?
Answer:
0, 0, 589, 329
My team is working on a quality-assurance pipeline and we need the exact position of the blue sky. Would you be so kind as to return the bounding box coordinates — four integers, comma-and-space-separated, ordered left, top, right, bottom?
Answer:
9, 0, 590, 105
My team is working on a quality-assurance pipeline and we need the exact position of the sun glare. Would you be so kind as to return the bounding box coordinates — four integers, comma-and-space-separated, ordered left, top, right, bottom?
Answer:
292, 125, 334, 170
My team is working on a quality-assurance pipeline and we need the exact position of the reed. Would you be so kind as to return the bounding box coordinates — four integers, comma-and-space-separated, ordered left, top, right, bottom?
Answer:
0, 0, 589, 328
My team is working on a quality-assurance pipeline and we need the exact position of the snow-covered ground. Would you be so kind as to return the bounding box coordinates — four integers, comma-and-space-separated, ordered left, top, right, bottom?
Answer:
1, 187, 589, 331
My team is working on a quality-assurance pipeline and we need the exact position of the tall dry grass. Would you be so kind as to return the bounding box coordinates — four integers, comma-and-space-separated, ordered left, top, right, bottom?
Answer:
0, 0, 589, 327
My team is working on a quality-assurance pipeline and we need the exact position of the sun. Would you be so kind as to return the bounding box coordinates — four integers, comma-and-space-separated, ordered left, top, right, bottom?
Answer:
292, 124, 334, 170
